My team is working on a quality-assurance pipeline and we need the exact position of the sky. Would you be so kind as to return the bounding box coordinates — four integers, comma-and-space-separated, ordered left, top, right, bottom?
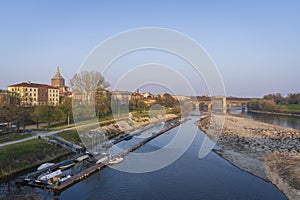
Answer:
0, 0, 299, 97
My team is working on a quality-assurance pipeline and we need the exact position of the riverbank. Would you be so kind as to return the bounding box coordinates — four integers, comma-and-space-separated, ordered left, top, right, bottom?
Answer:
0, 139, 73, 181
0, 114, 179, 182
198, 114, 300, 200
248, 109, 300, 118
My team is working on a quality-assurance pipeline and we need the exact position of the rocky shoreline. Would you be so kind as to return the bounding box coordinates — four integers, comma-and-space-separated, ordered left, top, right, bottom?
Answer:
198, 114, 300, 200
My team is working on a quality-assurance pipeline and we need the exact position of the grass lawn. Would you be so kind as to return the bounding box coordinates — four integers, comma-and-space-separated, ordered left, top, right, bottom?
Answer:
285, 104, 300, 111
0, 139, 68, 178
276, 104, 300, 113
39, 122, 75, 131
0, 133, 32, 144
56, 129, 82, 145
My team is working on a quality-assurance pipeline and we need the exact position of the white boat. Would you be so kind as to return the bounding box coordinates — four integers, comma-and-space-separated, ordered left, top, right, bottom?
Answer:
75, 154, 89, 162
38, 170, 63, 182
59, 175, 71, 183
37, 163, 55, 171
108, 156, 124, 165
96, 156, 108, 164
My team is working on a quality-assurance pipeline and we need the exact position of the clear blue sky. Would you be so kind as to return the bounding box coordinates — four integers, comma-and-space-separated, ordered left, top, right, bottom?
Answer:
0, 0, 299, 97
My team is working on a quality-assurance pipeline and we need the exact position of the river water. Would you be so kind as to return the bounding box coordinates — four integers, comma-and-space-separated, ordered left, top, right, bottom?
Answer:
58, 117, 286, 200
230, 109, 300, 130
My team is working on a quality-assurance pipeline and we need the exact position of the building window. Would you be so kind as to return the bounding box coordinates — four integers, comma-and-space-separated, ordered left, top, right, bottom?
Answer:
25, 88, 27, 91
30, 88, 32, 91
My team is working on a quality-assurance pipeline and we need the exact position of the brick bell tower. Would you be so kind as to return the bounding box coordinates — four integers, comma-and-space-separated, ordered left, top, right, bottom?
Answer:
51, 67, 65, 88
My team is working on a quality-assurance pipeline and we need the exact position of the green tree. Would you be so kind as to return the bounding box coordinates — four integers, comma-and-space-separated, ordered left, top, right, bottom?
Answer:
247, 99, 260, 110
263, 93, 284, 104
288, 93, 300, 104
59, 97, 73, 124
95, 89, 112, 117
161, 93, 175, 107
33, 105, 64, 126
277, 105, 288, 112
137, 99, 146, 113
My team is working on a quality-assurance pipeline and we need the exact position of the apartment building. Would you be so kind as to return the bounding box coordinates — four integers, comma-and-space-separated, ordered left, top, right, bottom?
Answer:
8, 81, 59, 106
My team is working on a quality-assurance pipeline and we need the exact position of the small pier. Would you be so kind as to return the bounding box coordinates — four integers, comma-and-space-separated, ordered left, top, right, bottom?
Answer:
54, 162, 106, 191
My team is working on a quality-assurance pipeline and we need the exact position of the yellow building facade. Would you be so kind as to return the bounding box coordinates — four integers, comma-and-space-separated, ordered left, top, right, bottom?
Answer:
8, 81, 59, 106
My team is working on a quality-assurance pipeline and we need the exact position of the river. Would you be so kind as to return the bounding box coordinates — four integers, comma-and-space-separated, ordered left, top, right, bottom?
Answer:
229, 109, 300, 130
58, 117, 286, 200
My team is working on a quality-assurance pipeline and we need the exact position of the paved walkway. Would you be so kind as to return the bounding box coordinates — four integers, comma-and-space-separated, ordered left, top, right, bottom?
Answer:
0, 120, 105, 147
0, 130, 63, 147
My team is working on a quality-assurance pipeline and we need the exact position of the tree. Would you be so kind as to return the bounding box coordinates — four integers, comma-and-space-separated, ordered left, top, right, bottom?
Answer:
277, 105, 288, 112
263, 93, 284, 104
247, 99, 276, 112
288, 93, 300, 104
161, 93, 175, 107
95, 89, 111, 117
33, 105, 64, 126
70, 71, 110, 105
15, 106, 33, 132
247, 99, 260, 110
0, 92, 33, 132
59, 97, 73, 125
136, 99, 146, 113
258, 100, 276, 111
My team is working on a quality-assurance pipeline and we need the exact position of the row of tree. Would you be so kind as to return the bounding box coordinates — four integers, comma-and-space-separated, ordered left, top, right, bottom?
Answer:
0, 94, 72, 133
247, 93, 300, 112
263, 93, 300, 104
247, 99, 276, 112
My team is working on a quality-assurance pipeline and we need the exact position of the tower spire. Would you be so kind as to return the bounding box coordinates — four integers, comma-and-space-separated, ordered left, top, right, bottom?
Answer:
56, 66, 61, 77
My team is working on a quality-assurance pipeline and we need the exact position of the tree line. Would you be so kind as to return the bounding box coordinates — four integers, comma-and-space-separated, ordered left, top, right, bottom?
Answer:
247, 93, 300, 113
262, 93, 300, 104
0, 92, 73, 133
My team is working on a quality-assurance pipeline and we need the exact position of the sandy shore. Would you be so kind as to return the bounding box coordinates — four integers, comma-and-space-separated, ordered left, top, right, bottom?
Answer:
198, 114, 300, 200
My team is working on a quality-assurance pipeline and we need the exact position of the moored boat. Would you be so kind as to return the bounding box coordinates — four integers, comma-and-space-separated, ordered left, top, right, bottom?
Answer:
96, 156, 108, 164
59, 175, 72, 183
108, 156, 124, 165
58, 160, 75, 170
37, 163, 55, 171
75, 154, 89, 162
37, 169, 63, 183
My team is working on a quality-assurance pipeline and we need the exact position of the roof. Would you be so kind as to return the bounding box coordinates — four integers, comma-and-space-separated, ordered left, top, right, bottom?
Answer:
8, 82, 58, 89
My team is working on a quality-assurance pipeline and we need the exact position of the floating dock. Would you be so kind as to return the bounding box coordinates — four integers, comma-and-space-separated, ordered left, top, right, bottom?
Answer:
53, 117, 187, 192
19, 117, 188, 193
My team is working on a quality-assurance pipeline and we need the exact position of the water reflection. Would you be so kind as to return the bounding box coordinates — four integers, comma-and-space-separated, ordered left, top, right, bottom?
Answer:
230, 110, 300, 130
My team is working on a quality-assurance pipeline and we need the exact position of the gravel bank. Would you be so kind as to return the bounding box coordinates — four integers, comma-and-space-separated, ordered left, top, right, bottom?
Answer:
198, 114, 300, 200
